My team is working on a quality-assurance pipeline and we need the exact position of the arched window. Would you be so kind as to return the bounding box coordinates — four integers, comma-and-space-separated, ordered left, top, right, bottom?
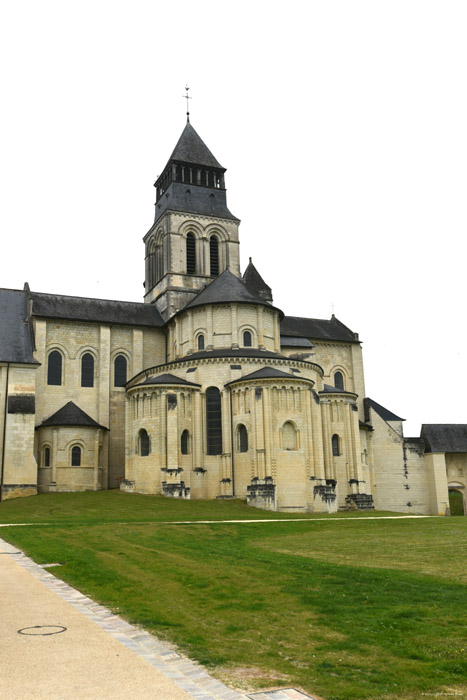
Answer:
243, 330, 252, 347
181, 429, 190, 455
139, 429, 150, 457
71, 446, 81, 466
186, 233, 196, 275
43, 447, 50, 467
47, 351, 62, 386
332, 434, 340, 456
282, 421, 297, 450
81, 353, 94, 387
114, 355, 127, 387
237, 424, 248, 453
206, 387, 222, 455
209, 235, 219, 276
334, 371, 344, 390
197, 334, 205, 351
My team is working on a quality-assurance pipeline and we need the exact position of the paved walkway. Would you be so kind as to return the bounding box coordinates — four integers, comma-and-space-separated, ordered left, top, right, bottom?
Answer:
0, 537, 316, 700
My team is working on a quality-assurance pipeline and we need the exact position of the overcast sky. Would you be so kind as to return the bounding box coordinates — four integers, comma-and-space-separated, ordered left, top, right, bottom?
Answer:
1, 1, 466, 435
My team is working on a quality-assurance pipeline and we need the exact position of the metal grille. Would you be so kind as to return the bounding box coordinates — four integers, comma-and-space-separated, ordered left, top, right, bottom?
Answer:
209, 235, 219, 276
186, 233, 196, 274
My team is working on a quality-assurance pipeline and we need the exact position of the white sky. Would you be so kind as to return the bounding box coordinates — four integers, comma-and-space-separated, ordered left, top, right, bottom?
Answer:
1, 1, 466, 436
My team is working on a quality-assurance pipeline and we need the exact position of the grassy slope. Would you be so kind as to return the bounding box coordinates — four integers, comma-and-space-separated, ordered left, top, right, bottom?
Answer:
0, 491, 404, 523
1, 493, 466, 700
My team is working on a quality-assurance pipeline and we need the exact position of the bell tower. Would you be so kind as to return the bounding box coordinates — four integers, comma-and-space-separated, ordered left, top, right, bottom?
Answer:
144, 121, 241, 320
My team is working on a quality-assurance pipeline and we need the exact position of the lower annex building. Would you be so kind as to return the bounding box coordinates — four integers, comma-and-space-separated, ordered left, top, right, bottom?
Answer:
1, 120, 465, 515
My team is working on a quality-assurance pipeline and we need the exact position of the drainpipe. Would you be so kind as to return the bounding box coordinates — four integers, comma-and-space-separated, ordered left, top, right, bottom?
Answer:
229, 388, 235, 497
0, 363, 10, 503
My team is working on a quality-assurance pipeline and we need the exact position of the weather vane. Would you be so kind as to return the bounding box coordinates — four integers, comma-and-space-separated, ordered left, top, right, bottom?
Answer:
183, 85, 191, 123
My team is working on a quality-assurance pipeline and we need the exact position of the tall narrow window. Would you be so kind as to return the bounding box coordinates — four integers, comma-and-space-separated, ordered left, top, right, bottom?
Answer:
47, 351, 62, 386
243, 330, 252, 347
206, 387, 222, 455
209, 235, 219, 276
44, 447, 50, 467
237, 424, 248, 453
332, 434, 340, 456
334, 371, 344, 390
71, 446, 81, 466
186, 233, 196, 274
139, 429, 150, 456
197, 334, 205, 351
181, 430, 190, 455
81, 353, 94, 387
114, 355, 127, 387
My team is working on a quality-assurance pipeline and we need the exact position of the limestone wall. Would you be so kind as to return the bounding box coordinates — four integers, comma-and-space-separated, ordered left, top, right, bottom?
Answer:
0, 363, 38, 500
32, 317, 165, 488
166, 303, 281, 361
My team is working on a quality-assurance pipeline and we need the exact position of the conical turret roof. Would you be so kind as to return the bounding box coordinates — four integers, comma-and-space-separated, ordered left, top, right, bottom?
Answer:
183, 270, 283, 318
169, 123, 224, 170
242, 258, 273, 302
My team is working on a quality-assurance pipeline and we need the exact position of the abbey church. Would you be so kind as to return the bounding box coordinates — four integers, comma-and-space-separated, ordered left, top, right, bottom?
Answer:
1, 121, 465, 515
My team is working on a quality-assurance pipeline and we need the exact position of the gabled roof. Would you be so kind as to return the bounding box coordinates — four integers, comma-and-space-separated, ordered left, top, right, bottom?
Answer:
226, 366, 313, 386
242, 258, 273, 302
421, 424, 467, 453
39, 401, 107, 429
133, 373, 200, 388
364, 398, 404, 423
168, 123, 224, 170
31, 292, 164, 327
183, 270, 283, 317
0, 288, 36, 364
280, 315, 359, 343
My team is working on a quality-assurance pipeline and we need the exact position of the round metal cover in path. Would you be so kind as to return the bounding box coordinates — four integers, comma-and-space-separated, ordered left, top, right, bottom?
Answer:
17, 625, 67, 636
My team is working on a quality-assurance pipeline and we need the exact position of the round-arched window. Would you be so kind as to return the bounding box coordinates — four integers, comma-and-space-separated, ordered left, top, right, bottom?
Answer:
71, 446, 81, 466
197, 334, 205, 351
139, 429, 150, 457
243, 330, 252, 347
47, 351, 62, 386
237, 424, 248, 453
334, 371, 344, 390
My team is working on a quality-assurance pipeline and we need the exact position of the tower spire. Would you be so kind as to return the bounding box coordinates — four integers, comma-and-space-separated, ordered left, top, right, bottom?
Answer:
183, 85, 191, 123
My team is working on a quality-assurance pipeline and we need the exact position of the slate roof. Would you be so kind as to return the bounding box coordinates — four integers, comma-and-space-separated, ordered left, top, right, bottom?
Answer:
39, 401, 107, 429
226, 366, 314, 386
153, 182, 238, 224
320, 384, 356, 396
0, 288, 36, 364
173, 348, 288, 363
280, 315, 359, 343
133, 373, 200, 387
280, 336, 314, 348
183, 270, 283, 317
168, 123, 224, 169
420, 424, 467, 453
364, 397, 404, 423
31, 292, 164, 327
242, 258, 273, 302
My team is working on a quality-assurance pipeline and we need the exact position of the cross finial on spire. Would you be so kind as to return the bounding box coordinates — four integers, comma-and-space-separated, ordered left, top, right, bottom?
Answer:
183, 85, 192, 123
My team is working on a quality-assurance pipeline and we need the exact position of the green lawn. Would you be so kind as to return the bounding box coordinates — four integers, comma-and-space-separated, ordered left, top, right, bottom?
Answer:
1, 492, 466, 700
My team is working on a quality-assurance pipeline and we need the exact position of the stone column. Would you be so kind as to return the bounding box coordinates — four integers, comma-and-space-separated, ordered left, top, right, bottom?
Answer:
51, 428, 58, 487
231, 305, 238, 347
262, 387, 272, 477
193, 392, 203, 470
93, 430, 101, 489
